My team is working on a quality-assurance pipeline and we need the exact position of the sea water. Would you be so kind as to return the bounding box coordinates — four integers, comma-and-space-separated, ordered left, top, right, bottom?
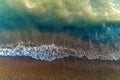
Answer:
0, 0, 120, 61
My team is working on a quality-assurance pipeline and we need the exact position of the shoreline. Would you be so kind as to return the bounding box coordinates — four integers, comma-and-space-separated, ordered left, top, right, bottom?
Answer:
0, 43, 119, 61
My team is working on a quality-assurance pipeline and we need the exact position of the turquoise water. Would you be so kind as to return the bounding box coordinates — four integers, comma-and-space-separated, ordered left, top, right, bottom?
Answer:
0, 1, 119, 43
0, 0, 120, 60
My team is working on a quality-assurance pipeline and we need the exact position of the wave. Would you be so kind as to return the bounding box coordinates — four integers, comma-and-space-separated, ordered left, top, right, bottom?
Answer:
0, 0, 120, 61
1, 0, 120, 22
0, 0, 120, 31
0, 0, 120, 43
0, 43, 119, 61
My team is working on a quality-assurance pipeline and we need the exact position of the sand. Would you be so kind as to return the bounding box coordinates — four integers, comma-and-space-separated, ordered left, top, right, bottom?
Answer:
0, 56, 119, 80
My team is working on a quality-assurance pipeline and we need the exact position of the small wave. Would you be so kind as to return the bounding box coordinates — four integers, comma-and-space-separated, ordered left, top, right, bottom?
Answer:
0, 43, 119, 61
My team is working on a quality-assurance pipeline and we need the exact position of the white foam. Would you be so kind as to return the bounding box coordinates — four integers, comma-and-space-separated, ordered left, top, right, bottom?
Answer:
0, 44, 119, 61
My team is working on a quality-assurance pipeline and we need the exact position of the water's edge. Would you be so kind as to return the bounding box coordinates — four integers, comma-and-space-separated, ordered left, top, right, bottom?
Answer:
0, 43, 119, 61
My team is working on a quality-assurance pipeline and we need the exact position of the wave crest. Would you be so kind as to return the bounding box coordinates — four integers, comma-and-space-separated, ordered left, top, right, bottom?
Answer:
0, 44, 119, 61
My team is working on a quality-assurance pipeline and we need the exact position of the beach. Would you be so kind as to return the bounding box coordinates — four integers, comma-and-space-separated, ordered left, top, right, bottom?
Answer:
0, 0, 120, 80
0, 56, 119, 80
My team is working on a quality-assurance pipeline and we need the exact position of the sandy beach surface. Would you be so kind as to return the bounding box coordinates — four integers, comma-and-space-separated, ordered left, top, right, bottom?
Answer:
0, 56, 119, 80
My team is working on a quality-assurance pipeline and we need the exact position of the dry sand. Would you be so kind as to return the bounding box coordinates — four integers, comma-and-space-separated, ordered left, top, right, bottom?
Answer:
0, 56, 119, 80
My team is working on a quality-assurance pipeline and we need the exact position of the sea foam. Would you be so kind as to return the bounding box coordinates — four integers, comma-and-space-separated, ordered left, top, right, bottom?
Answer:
0, 44, 119, 61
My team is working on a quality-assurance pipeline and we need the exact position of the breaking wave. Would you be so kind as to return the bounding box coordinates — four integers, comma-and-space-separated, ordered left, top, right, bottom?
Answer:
0, 0, 120, 61
0, 43, 120, 61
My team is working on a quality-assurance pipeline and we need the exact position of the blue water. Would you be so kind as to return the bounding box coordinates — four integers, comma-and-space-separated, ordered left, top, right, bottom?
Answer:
1, 11, 120, 43
0, 0, 120, 61
0, 1, 120, 43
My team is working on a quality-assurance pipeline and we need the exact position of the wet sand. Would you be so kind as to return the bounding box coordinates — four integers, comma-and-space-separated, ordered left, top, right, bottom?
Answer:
0, 56, 119, 80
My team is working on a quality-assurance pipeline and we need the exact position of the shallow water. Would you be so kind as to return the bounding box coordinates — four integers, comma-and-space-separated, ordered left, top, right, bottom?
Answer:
0, 0, 120, 61
0, 0, 120, 42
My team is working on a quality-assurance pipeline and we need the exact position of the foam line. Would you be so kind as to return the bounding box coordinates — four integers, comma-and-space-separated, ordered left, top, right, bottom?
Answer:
0, 44, 119, 61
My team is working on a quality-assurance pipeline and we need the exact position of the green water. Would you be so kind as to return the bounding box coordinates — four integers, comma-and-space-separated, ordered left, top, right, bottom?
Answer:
0, 0, 120, 43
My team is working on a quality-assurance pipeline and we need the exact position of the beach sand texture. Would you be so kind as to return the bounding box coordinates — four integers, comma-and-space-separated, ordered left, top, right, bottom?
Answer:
0, 56, 119, 80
